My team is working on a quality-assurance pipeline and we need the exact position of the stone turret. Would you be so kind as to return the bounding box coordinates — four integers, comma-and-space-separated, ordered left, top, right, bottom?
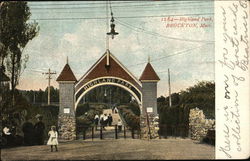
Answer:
139, 62, 160, 139
139, 62, 160, 115
56, 62, 77, 140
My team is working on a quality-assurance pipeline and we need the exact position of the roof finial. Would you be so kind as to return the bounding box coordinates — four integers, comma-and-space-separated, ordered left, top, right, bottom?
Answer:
106, 49, 110, 66
148, 55, 151, 63
66, 56, 68, 64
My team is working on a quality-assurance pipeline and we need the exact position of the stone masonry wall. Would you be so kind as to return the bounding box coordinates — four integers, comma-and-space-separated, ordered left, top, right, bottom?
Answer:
189, 107, 215, 141
140, 114, 159, 139
58, 114, 76, 140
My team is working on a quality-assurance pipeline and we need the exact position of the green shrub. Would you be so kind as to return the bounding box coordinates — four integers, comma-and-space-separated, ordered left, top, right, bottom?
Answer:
1, 90, 59, 137
75, 103, 103, 133
118, 105, 140, 130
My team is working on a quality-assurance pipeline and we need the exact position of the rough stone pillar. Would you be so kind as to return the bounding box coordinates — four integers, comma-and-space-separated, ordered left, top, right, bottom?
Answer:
58, 82, 76, 140
56, 63, 77, 140
139, 62, 160, 139
140, 82, 159, 139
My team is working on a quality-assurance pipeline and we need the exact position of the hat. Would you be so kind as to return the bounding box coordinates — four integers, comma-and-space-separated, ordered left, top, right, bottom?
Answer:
51, 126, 56, 130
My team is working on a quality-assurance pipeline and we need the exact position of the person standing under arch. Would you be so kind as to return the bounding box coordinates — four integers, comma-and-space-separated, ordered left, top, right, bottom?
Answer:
94, 114, 99, 130
108, 114, 113, 126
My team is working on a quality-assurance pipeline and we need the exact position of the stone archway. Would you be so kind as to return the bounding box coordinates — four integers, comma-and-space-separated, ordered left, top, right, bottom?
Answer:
56, 50, 160, 140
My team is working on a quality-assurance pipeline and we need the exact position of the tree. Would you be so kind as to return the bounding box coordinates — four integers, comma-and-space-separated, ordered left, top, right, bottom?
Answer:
158, 81, 215, 119
179, 81, 215, 118
45, 86, 59, 103
0, 2, 39, 105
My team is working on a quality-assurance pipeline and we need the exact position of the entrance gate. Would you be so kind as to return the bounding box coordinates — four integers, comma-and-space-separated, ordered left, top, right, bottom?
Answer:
56, 50, 160, 140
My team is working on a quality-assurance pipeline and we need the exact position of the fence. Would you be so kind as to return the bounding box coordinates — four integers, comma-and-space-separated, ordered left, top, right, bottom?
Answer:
76, 125, 140, 140
158, 124, 189, 138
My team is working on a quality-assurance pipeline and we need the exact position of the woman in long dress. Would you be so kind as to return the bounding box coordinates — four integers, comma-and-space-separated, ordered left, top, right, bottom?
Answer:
47, 126, 58, 152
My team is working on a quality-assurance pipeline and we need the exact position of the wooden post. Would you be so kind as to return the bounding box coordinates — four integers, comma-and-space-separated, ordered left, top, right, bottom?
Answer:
115, 125, 118, 139
175, 125, 177, 139
159, 125, 161, 139
83, 129, 86, 140
92, 126, 94, 141
123, 126, 126, 139
100, 127, 103, 140
168, 68, 172, 107
131, 128, 134, 139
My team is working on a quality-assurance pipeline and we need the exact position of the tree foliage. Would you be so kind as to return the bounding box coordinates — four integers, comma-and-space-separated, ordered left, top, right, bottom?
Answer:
1, 90, 59, 136
20, 86, 59, 104
0, 1, 39, 98
157, 81, 215, 137
83, 85, 132, 105
158, 81, 215, 120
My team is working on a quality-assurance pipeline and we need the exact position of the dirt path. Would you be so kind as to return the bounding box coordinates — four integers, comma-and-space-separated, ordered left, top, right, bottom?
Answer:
1, 138, 214, 160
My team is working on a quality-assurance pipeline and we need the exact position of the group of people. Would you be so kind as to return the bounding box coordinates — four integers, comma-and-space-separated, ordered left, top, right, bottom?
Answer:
22, 115, 59, 152
94, 113, 113, 130
93, 113, 123, 132
21, 115, 45, 146
2, 114, 59, 152
2, 125, 22, 147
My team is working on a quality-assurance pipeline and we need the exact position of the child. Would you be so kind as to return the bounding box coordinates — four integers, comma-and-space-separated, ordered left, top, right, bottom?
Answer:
47, 126, 58, 152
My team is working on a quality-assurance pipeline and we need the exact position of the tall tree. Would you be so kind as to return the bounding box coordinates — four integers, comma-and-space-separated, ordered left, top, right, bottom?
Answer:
0, 2, 39, 105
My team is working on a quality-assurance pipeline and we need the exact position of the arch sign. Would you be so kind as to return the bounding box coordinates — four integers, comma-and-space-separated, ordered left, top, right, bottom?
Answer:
75, 77, 142, 109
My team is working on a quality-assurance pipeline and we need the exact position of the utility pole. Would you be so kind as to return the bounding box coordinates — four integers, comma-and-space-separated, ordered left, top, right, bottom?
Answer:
168, 68, 172, 107
43, 68, 56, 105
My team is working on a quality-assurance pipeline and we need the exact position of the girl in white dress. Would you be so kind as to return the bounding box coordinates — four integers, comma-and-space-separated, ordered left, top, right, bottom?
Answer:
47, 126, 58, 152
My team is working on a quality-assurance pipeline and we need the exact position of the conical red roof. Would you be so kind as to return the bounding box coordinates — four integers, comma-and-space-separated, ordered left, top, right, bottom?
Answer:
56, 64, 77, 81
139, 63, 160, 81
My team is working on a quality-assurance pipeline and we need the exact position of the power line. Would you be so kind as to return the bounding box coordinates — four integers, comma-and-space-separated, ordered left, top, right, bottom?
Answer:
24, 44, 212, 76
28, 1, 148, 6
115, 18, 214, 43
30, 13, 214, 21
28, 1, 211, 6
29, 2, 213, 10
30, 4, 213, 10
31, 6, 213, 14
129, 43, 212, 67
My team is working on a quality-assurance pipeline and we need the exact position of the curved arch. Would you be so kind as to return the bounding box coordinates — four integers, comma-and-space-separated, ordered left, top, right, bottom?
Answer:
75, 76, 141, 95
74, 82, 142, 110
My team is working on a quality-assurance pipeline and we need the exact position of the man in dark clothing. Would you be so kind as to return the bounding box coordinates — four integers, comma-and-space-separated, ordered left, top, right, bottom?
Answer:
22, 119, 35, 146
34, 115, 45, 145
108, 114, 113, 126
94, 114, 99, 130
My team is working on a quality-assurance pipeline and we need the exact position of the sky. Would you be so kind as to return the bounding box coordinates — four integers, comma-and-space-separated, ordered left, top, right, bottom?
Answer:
17, 1, 215, 97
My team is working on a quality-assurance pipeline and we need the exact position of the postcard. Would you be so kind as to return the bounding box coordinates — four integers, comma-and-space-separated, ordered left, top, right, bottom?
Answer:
0, 0, 249, 160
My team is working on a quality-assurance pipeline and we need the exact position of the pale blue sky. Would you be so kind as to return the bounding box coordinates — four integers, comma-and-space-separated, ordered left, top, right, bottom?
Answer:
17, 1, 214, 97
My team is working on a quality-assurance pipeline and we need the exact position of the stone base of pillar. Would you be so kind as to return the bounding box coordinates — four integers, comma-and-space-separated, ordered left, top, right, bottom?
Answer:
140, 116, 149, 139
140, 114, 159, 139
58, 114, 76, 140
